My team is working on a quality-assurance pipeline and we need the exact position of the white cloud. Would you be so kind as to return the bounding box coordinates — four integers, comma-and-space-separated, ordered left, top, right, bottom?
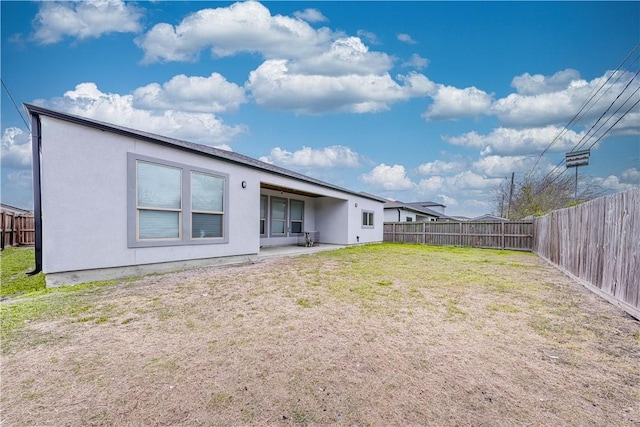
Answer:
439, 194, 458, 206
472, 155, 537, 178
590, 175, 638, 193
293, 8, 327, 23
445, 126, 584, 155
31, 0, 142, 45
43, 82, 247, 145
511, 69, 581, 96
287, 37, 393, 76
132, 73, 247, 113
259, 146, 360, 169
356, 30, 380, 45
247, 60, 433, 114
1, 129, 33, 209
423, 85, 493, 120
621, 167, 640, 184
1, 170, 34, 210
415, 171, 504, 215
447, 171, 504, 190
136, 1, 334, 63
397, 33, 417, 44
417, 160, 465, 175
136, 2, 441, 115
360, 164, 414, 191
1, 127, 31, 169
492, 70, 640, 128
416, 175, 444, 193
402, 53, 429, 70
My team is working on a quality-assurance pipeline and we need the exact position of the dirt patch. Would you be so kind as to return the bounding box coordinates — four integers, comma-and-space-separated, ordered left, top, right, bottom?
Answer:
2, 244, 639, 426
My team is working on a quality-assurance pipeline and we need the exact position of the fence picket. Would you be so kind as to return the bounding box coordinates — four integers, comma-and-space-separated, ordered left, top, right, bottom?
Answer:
383, 220, 533, 250
1, 211, 35, 249
533, 186, 639, 319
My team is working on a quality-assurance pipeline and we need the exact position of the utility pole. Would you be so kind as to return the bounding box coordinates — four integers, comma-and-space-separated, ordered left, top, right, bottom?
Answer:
507, 172, 514, 219
575, 166, 578, 200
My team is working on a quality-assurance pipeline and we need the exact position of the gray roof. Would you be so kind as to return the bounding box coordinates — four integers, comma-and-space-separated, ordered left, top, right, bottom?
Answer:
25, 104, 386, 203
469, 214, 509, 222
384, 201, 442, 218
1, 203, 32, 214
404, 201, 446, 209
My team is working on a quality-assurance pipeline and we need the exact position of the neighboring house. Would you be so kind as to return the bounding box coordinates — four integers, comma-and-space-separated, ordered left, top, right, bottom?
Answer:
383, 201, 444, 222
469, 214, 509, 222
447, 215, 470, 222
26, 104, 385, 286
1, 204, 32, 215
404, 201, 446, 215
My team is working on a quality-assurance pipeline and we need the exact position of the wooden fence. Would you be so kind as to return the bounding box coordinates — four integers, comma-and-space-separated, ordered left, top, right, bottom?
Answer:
1, 211, 35, 249
383, 220, 533, 251
533, 186, 639, 319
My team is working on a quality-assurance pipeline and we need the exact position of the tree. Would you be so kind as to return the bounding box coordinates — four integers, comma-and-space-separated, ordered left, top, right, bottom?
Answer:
491, 171, 602, 219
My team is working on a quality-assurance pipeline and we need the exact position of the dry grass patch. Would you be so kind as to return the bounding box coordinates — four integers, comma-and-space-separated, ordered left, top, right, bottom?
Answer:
1, 243, 639, 426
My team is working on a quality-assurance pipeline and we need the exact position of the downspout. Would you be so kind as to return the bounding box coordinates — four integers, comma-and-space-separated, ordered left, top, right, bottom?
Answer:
397, 208, 401, 222
27, 111, 42, 275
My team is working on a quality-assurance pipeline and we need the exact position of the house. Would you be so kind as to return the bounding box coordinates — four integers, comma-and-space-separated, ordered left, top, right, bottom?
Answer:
25, 104, 385, 287
447, 215, 470, 222
469, 214, 509, 222
383, 201, 444, 222
1, 204, 32, 215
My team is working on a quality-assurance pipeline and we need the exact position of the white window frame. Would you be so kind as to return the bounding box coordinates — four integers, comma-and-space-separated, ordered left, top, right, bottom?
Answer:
190, 171, 225, 239
127, 153, 229, 248
259, 195, 268, 237
270, 197, 288, 237
289, 199, 304, 235
136, 161, 183, 241
362, 210, 374, 228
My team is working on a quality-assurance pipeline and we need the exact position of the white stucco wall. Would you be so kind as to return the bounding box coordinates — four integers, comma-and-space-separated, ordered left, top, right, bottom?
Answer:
38, 116, 386, 281
314, 197, 348, 244
40, 117, 260, 274
384, 208, 437, 222
346, 196, 383, 244
384, 208, 415, 222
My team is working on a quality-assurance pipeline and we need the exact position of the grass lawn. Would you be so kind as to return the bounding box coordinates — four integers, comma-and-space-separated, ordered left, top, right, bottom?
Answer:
0, 246, 45, 298
1, 244, 639, 426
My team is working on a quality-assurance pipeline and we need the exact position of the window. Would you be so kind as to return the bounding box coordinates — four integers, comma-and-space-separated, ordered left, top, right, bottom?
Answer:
136, 161, 182, 239
270, 197, 287, 236
362, 210, 374, 228
191, 171, 224, 238
290, 200, 304, 234
128, 153, 228, 247
259, 195, 267, 236
406, 217, 413, 222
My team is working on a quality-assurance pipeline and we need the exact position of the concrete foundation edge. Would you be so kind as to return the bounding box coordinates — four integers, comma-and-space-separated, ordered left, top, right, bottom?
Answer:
45, 253, 258, 288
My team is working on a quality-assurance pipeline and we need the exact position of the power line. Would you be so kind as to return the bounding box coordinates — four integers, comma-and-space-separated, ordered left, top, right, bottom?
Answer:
1, 78, 30, 131
536, 74, 640, 186
531, 93, 640, 199
584, 93, 640, 151
570, 70, 640, 153
525, 43, 640, 178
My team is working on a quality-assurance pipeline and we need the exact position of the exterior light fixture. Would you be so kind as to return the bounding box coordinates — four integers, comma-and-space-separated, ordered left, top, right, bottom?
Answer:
241, 181, 247, 189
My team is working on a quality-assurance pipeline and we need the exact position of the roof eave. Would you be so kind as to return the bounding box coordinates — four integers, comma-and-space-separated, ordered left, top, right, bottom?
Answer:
24, 103, 385, 203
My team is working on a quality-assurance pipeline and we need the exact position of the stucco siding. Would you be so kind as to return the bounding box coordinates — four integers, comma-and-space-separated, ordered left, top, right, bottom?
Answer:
40, 117, 260, 274
36, 111, 384, 284
315, 197, 348, 244
349, 196, 384, 244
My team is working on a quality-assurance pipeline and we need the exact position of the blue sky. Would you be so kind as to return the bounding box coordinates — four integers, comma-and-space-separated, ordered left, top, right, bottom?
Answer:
2, 1, 639, 217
